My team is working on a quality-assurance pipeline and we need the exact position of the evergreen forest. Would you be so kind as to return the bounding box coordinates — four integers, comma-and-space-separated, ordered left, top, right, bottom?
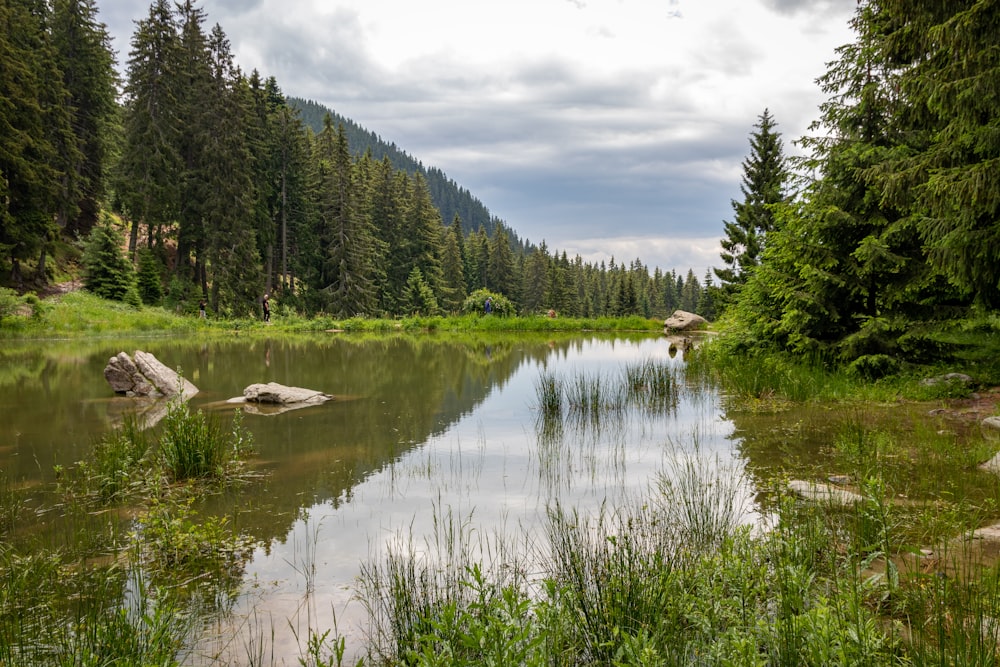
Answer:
3, 0, 998, 354
713, 1, 999, 372
0, 0, 712, 321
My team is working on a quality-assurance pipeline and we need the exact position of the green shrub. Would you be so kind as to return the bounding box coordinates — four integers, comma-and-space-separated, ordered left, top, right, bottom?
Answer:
136, 248, 164, 305
0, 288, 19, 320
20, 292, 44, 318
848, 354, 901, 380
462, 289, 515, 317
82, 216, 136, 302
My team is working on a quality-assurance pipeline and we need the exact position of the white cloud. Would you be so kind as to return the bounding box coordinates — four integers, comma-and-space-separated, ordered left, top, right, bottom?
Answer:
98, 0, 856, 275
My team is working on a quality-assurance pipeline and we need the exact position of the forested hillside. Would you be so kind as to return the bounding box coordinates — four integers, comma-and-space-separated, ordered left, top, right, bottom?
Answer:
289, 98, 520, 248
0, 0, 712, 320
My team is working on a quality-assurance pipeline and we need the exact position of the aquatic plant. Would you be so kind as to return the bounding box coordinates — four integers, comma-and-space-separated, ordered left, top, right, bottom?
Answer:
0, 545, 191, 667
158, 402, 253, 482
622, 357, 676, 413
78, 415, 151, 502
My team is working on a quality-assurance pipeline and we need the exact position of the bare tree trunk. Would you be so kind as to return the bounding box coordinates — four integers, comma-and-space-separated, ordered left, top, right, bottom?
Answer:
128, 216, 140, 260
281, 140, 289, 292
36, 245, 48, 285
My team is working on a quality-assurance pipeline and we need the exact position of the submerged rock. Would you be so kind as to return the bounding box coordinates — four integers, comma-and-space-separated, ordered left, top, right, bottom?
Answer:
236, 382, 332, 405
104, 350, 198, 398
788, 480, 865, 506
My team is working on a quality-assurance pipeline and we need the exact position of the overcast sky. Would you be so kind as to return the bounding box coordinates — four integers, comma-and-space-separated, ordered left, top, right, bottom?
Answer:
97, 0, 857, 277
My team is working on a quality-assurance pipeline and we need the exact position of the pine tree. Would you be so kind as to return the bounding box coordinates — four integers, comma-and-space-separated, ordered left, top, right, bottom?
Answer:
439, 216, 467, 312
0, 0, 76, 286
714, 109, 787, 310
680, 269, 701, 313
368, 157, 408, 313
736, 1, 947, 358
311, 118, 375, 315
174, 0, 215, 288
465, 226, 489, 293
874, 0, 1000, 308
520, 244, 551, 314
202, 25, 262, 316
486, 228, 516, 296
50, 0, 118, 238
404, 172, 445, 301
83, 215, 136, 301
402, 267, 439, 316
136, 247, 164, 305
117, 0, 182, 258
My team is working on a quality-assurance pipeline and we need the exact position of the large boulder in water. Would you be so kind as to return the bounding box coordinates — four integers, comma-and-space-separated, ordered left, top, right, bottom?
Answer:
240, 382, 332, 405
664, 310, 707, 333
104, 350, 198, 398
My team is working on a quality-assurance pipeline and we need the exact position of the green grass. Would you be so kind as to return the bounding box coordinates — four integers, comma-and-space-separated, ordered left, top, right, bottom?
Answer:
0, 290, 665, 339
158, 401, 253, 482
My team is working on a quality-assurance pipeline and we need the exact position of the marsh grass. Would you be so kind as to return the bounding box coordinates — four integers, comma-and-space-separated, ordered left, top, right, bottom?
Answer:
534, 357, 677, 433
159, 401, 253, 482
623, 357, 677, 413
352, 415, 1000, 665
0, 544, 192, 667
79, 414, 152, 502
353, 482, 903, 665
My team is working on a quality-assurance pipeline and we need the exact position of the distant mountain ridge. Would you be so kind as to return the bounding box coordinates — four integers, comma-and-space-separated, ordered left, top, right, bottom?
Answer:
289, 97, 523, 249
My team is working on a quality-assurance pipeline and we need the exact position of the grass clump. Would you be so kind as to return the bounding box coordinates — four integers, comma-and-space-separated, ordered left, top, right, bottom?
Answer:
353, 478, 904, 665
159, 402, 253, 482
0, 545, 192, 667
533, 357, 677, 430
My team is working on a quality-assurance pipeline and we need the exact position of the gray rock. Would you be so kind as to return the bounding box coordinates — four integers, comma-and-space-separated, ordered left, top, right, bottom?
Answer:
241, 382, 332, 405
104, 350, 198, 398
664, 310, 707, 332
133, 350, 198, 397
104, 352, 140, 393
983, 416, 1000, 432
921, 372, 974, 387
788, 480, 865, 505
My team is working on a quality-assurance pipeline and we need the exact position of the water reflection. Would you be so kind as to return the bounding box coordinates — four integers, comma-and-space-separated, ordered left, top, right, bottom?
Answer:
0, 333, 739, 663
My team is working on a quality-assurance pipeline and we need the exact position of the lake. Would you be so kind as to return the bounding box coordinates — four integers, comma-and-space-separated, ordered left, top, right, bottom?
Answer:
3, 332, 988, 663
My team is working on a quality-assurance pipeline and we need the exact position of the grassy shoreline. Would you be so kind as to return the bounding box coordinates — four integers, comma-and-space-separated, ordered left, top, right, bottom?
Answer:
0, 290, 665, 339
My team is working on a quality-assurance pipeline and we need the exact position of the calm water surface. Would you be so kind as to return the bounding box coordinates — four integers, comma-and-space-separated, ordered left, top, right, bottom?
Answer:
5, 332, 975, 663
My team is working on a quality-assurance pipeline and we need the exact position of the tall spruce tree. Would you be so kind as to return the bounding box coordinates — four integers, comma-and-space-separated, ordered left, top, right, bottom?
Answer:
118, 0, 182, 258
873, 0, 1000, 308
312, 118, 375, 315
439, 215, 467, 312
368, 157, 408, 313
404, 172, 445, 302
486, 228, 516, 296
520, 243, 550, 314
0, 0, 77, 286
714, 109, 787, 309
202, 24, 261, 315
736, 0, 948, 359
174, 0, 214, 288
50, 0, 117, 238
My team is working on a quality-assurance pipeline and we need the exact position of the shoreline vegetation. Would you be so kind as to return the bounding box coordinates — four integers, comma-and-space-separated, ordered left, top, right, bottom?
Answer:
4, 291, 1000, 665
0, 288, 665, 339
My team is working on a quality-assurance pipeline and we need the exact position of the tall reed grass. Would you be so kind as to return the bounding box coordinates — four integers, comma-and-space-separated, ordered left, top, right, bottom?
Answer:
350, 417, 1000, 665
534, 357, 676, 430
158, 402, 253, 482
